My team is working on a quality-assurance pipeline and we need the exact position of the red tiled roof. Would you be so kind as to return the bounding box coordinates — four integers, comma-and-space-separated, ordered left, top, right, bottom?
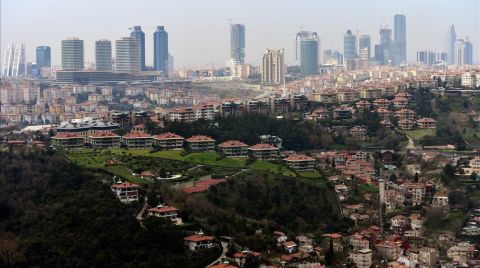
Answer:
186, 135, 215, 142
183, 179, 226, 194
248, 143, 278, 150
284, 154, 315, 162
184, 234, 214, 242
153, 132, 184, 140
52, 132, 83, 139
210, 264, 237, 268
90, 131, 120, 138
147, 205, 178, 213
323, 233, 343, 239
123, 132, 152, 139
417, 117, 436, 123
111, 182, 140, 189
217, 140, 249, 148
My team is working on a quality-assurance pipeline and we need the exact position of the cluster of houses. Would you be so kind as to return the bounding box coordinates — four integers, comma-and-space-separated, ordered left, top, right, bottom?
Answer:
306, 92, 437, 132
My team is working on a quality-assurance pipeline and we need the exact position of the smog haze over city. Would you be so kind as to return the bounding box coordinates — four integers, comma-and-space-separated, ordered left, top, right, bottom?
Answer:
1, 1, 480, 268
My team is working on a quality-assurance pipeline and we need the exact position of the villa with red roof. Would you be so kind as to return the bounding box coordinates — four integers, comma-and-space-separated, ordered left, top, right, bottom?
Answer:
89, 131, 121, 148
122, 132, 153, 149
350, 126, 367, 141
398, 119, 414, 130
185, 135, 216, 152
248, 143, 279, 160
184, 231, 216, 251
147, 204, 182, 225
51, 132, 84, 149
153, 132, 184, 150
111, 181, 140, 203
233, 250, 261, 267
416, 117, 436, 129
283, 154, 316, 171
217, 140, 249, 157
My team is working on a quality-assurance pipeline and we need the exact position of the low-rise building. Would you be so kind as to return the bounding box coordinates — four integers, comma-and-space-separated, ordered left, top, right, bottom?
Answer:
153, 132, 184, 150
447, 242, 476, 263
147, 204, 182, 225
417, 117, 436, 129
398, 119, 414, 130
185, 135, 216, 152
89, 131, 121, 148
51, 132, 84, 149
184, 231, 216, 251
217, 140, 249, 157
122, 132, 153, 149
248, 143, 279, 160
111, 181, 140, 203
462, 156, 480, 175
376, 240, 402, 261
350, 126, 367, 140
349, 248, 373, 268
283, 154, 316, 171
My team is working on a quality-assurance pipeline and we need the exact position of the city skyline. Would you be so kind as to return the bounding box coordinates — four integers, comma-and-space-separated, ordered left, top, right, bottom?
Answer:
1, 0, 479, 68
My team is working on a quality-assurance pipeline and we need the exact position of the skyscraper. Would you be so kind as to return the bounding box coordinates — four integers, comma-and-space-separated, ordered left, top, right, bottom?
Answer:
445, 24, 457, 65
393, 14, 407, 65
95, 40, 112, 71
61, 38, 84, 70
2, 43, 25, 77
455, 39, 465, 66
344, 30, 357, 70
463, 39, 473, 65
358, 35, 371, 60
35, 46, 51, 68
230, 24, 245, 64
261, 49, 284, 84
299, 33, 319, 75
115, 37, 141, 73
130, 26, 146, 70
153, 26, 169, 74
379, 28, 393, 65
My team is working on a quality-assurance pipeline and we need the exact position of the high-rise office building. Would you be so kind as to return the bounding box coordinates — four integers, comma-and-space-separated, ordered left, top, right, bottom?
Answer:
153, 26, 169, 74
324, 49, 343, 65
299, 33, 319, 75
295, 31, 319, 66
35, 46, 51, 68
416, 51, 440, 66
445, 24, 457, 65
230, 24, 245, 64
393, 14, 407, 65
374, 44, 384, 65
379, 28, 393, 65
455, 39, 465, 66
130, 26, 146, 70
61, 38, 84, 70
261, 49, 284, 84
2, 43, 26, 77
463, 39, 473, 65
95, 40, 112, 71
344, 30, 357, 70
358, 35, 371, 60
115, 37, 141, 73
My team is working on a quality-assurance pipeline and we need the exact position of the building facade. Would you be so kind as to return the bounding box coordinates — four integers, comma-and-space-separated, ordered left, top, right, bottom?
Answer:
115, 37, 141, 73
153, 26, 169, 74
130, 26, 146, 71
61, 38, 84, 70
36, 46, 51, 68
2, 43, 26, 77
261, 49, 285, 84
230, 24, 246, 64
95, 40, 112, 71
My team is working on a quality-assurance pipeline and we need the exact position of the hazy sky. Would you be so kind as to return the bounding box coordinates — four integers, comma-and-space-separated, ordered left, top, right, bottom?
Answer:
1, 0, 479, 68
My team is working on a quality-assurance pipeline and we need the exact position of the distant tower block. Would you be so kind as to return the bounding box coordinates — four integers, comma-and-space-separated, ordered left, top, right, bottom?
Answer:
379, 179, 385, 204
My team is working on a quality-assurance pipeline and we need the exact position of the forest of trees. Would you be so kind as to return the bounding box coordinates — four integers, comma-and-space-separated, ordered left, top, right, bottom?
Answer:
176, 171, 351, 251
0, 149, 217, 267
147, 113, 334, 151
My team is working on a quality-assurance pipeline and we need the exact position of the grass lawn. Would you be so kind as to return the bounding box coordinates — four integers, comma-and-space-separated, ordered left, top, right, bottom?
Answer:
359, 183, 379, 193
404, 129, 436, 141
249, 161, 294, 176
66, 151, 149, 184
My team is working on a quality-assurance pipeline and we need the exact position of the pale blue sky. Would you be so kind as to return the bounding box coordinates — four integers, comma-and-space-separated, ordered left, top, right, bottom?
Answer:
1, 0, 479, 67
